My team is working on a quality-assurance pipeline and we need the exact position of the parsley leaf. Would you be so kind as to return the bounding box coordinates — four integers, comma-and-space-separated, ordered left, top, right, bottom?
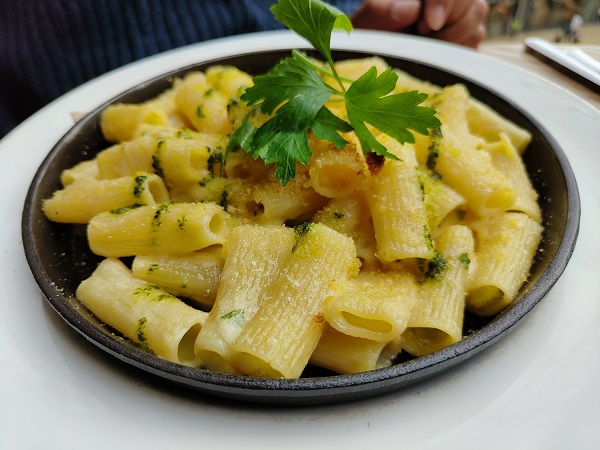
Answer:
271, 0, 353, 70
345, 67, 441, 157
224, 0, 441, 186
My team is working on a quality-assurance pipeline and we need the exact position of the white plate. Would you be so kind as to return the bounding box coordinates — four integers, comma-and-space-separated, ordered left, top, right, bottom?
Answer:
2, 30, 599, 449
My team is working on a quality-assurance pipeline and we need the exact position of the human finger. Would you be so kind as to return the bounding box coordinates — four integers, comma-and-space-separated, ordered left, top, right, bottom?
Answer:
352, 0, 423, 32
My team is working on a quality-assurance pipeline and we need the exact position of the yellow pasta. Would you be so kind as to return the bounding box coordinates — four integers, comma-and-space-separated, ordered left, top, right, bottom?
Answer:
87, 202, 230, 257
309, 324, 400, 374
194, 225, 296, 374
43, 173, 170, 223
324, 269, 418, 342
96, 129, 226, 190
313, 192, 379, 269
131, 247, 225, 309
59, 159, 99, 186
229, 223, 360, 378
174, 72, 232, 135
365, 135, 434, 262
401, 225, 474, 357
77, 258, 208, 366
41, 59, 543, 379
100, 103, 170, 143
467, 212, 543, 316
485, 133, 542, 223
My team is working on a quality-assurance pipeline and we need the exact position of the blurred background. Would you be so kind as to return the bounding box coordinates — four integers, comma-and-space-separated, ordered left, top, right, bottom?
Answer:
485, 0, 600, 43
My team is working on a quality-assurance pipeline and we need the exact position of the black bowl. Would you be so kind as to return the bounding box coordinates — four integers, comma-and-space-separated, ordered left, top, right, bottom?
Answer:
22, 49, 580, 405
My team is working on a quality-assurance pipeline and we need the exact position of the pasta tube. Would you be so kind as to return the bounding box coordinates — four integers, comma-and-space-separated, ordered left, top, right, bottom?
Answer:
131, 247, 225, 309
467, 212, 543, 316
174, 72, 232, 135
43, 173, 169, 224
76, 258, 208, 366
486, 133, 541, 223
401, 225, 474, 356
323, 270, 418, 342
365, 136, 434, 262
313, 192, 379, 269
87, 202, 230, 257
100, 102, 170, 143
309, 324, 397, 374
431, 85, 517, 217
60, 159, 99, 186
194, 225, 296, 374
229, 223, 360, 378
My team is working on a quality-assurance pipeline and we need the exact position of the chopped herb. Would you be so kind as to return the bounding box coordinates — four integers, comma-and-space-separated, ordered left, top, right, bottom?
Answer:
291, 221, 315, 252
423, 225, 434, 251
425, 252, 448, 280
177, 213, 188, 230
196, 105, 205, 118
207, 150, 224, 174
152, 140, 165, 178
133, 175, 147, 198
137, 317, 148, 343
109, 203, 144, 214
152, 202, 173, 227
426, 128, 443, 179
333, 211, 344, 219
219, 190, 229, 211
133, 285, 177, 303
177, 129, 194, 140
417, 173, 425, 201
220, 308, 245, 326
458, 252, 471, 269
294, 221, 314, 238
147, 263, 160, 275
198, 177, 211, 187
224, 0, 440, 186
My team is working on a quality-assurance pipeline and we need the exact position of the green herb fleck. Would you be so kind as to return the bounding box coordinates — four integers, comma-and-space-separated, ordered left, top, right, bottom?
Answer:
152, 202, 173, 227
458, 252, 471, 269
177, 214, 188, 230
219, 190, 229, 212
133, 175, 147, 198
425, 252, 448, 280
137, 317, 148, 343
109, 203, 144, 214
207, 150, 224, 174
220, 308, 245, 326
147, 263, 160, 275
424, 225, 434, 251
196, 105, 205, 118
152, 140, 165, 178
177, 129, 194, 140
333, 211, 344, 219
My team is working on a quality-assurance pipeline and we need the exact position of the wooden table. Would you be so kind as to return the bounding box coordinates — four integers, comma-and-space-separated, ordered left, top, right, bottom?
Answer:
479, 42, 600, 110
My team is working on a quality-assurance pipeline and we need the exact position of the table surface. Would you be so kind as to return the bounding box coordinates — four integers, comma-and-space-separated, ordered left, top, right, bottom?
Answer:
479, 42, 600, 110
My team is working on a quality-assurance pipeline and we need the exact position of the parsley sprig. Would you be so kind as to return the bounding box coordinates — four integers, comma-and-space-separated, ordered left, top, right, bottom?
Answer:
225, 0, 441, 186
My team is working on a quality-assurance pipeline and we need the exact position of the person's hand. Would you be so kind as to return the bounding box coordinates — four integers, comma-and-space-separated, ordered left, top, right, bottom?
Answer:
351, 0, 489, 48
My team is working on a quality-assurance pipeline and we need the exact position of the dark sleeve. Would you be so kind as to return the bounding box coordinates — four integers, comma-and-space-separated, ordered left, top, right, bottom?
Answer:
0, 0, 362, 138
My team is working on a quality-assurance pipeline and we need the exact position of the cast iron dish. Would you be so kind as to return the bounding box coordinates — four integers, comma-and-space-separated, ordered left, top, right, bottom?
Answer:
22, 49, 580, 405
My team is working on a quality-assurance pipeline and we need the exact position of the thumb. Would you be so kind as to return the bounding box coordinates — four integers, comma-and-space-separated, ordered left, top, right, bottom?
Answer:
352, 0, 423, 31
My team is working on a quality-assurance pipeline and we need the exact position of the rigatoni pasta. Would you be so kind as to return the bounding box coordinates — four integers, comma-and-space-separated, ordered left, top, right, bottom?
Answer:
43, 58, 543, 378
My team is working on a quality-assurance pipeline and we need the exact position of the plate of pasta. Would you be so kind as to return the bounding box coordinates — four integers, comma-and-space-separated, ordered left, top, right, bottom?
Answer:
22, 40, 579, 404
